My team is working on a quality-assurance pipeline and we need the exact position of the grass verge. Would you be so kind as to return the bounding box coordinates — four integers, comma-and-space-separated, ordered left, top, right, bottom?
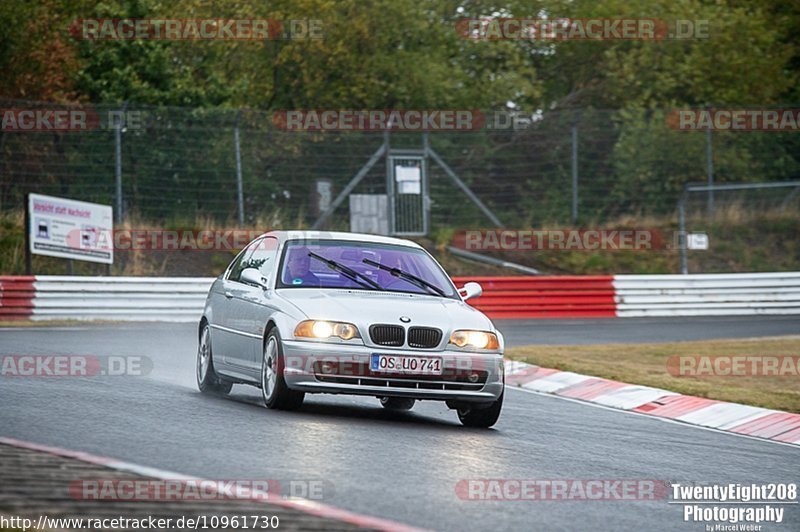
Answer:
506, 336, 800, 413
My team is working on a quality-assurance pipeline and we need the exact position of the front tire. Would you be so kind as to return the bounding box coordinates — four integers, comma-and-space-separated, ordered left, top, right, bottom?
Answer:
380, 397, 415, 411
261, 329, 305, 410
197, 323, 232, 396
457, 392, 503, 428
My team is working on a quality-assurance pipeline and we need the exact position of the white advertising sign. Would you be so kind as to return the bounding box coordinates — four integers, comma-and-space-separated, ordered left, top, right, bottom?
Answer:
395, 165, 421, 195
28, 193, 113, 264
687, 232, 709, 251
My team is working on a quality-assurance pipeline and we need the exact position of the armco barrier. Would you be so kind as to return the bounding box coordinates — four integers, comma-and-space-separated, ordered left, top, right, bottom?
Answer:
0, 273, 799, 322
614, 272, 800, 317
451, 276, 616, 318
0, 276, 35, 320
0, 276, 213, 322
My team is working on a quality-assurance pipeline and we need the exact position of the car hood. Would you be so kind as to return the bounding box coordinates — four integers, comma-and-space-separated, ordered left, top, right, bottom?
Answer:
275, 289, 494, 332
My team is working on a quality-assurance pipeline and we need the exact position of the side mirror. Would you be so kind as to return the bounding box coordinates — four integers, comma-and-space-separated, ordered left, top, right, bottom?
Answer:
458, 281, 483, 301
240, 268, 268, 289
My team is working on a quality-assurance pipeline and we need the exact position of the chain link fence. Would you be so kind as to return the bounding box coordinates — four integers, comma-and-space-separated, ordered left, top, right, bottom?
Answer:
2, 99, 799, 232
680, 183, 800, 274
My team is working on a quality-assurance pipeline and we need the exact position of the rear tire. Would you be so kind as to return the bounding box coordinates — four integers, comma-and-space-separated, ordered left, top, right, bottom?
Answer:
457, 392, 503, 428
380, 397, 415, 411
261, 329, 305, 410
197, 323, 232, 396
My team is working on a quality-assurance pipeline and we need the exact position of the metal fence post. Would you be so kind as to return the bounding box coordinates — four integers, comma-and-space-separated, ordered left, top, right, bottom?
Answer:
114, 103, 126, 223
571, 111, 579, 223
678, 188, 688, 275
705, 103, 714, 216
24, 193, 32, 275
234, 111, 244, 228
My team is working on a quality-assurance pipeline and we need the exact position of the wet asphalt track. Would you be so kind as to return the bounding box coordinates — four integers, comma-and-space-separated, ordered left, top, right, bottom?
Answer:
1, 316, 799, 531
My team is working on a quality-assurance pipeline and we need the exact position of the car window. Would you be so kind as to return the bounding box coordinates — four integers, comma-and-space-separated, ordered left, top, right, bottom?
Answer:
226, 243, 255, 282
228, 237, 279, 282
243, 237, 278, 277
276, 239, 457, 298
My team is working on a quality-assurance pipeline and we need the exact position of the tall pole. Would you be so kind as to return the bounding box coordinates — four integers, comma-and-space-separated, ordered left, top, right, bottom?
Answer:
234, 111, 244, 228
114, 103, 126, 223
571, 112, 579, 223
679, 189, 688, 275
705, 104, 714, 216
422, 132, 430, 235
24, 193, 32, 275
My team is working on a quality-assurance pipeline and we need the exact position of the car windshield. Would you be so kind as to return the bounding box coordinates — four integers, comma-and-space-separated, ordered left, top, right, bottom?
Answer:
277, 239, 457, 298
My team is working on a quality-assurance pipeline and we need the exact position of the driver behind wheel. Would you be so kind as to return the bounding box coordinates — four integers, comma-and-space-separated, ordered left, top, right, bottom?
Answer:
287, 252, 321, 286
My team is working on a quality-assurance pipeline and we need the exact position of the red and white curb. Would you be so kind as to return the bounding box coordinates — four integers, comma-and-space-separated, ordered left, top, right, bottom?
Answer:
0, 437, 427, 532
504, 360, 800, 447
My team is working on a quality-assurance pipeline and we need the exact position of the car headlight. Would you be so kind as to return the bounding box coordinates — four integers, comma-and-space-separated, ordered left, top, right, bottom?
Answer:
449, 330, 500, 350
294, 320, 360, 341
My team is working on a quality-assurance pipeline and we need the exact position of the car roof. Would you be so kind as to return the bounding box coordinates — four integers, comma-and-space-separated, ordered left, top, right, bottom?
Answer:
261, 230, 424, 250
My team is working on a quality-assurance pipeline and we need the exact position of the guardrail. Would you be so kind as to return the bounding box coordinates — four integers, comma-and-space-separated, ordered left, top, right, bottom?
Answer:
451, 276, 616, 318
614, 272, 800, 317
0, 276, 35, 320
0, 276, 213, 322
1, 273, 798, 321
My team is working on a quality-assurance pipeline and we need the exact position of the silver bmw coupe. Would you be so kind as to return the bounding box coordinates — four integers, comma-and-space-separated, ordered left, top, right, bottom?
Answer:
197, 231, 504, 427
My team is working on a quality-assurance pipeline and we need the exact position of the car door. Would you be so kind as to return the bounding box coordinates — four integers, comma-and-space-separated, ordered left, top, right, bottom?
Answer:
208, 247, 247, 369
235, 236, 280, 371
217, 239, 264, 371
220, 237, 280, 373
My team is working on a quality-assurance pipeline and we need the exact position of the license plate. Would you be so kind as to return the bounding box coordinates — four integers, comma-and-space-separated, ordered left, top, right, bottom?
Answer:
370, 354, 442, 375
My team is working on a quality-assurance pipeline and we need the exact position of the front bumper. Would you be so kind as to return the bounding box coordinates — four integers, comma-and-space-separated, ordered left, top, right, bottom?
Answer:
281, 339, 504, 403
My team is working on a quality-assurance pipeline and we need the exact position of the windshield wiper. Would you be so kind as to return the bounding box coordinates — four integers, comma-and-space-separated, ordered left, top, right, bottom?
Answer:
362, 258, 446, 297
307, 252, 383, 291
